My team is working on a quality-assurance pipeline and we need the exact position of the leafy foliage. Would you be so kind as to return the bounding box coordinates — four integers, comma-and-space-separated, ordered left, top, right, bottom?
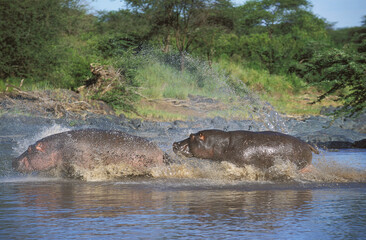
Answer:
303, 48, 366, 117
234, 0, 330, 74
125, 0, 234, 70
303, 21, 366, 116
1, 1, 365, 115
0, 0, 64, 78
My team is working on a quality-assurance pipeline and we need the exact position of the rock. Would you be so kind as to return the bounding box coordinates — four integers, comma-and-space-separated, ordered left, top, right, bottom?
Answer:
173, 120, 189, 129
211, 116, 227, 125
320, 106, 338, 115
119, 113, 127, 120
211, 116, 228, 130
130, 119, 143, 129
317, 141, 354, 149
353, 139, 366, 148
318, 107, 366, 134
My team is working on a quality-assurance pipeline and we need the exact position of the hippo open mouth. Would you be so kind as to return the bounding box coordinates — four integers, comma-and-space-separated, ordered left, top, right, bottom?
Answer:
173, 139, 193, 157
13, 155, 33, 173
172, 129, 317, 170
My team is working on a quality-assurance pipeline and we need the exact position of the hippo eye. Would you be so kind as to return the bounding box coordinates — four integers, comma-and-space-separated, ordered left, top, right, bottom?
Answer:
199, 133, 205, 141
190, 134, 195, 140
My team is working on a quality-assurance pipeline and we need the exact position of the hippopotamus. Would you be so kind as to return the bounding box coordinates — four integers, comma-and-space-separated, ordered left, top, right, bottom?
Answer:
173, 130, 319, 171
13, 129, 168, 176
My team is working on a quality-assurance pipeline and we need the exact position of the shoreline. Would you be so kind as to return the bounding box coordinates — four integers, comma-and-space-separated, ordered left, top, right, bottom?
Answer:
1, 89, 366, 150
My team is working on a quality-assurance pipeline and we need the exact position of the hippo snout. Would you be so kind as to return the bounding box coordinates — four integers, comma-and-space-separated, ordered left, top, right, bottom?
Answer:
173, 139, 193, 157
12, 155, 32, 173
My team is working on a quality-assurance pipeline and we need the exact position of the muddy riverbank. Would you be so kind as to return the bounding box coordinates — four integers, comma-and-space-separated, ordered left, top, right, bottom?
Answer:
1, 89, 366, 150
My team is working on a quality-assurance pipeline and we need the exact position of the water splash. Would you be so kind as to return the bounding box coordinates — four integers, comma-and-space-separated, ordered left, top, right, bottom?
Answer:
12, 124, 71, 156
5, 49, 364, 183
150, 157, 366, 183
135, 48, 289, 133
62, 162, 154, 181
303, 154, 366, 182
0, 176, 63, 183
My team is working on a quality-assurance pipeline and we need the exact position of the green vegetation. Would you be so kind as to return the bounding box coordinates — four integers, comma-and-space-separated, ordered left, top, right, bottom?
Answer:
135, 51, 233, 101
1, 0, 365, 118
303, 48, 366, 117
126, 105, 188, 121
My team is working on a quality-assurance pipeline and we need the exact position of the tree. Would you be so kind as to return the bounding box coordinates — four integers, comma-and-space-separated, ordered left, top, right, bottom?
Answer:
235, 0, 311, 36
96, 9, 150, 40
191, 1, 234, 64
234, 0, 329, 74
0, 0, 88, 80
303, 47, 366, 117
362, 15, 366, 26
125, 0, 233, 71
302, 16, 366, 117
239, 33, 298, 74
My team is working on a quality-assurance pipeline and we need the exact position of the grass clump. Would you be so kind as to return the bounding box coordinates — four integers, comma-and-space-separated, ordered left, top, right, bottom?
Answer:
135, 51, 236, 102
137, 62, 196, 100
119, 105, 187, 121
217, 59, 335, 115
0, 78, 53, 92
129, 51, 336, 119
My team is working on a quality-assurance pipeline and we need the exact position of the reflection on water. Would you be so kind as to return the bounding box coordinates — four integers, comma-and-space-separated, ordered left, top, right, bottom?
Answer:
1, 123, 366, 238
0, 180, 365, 239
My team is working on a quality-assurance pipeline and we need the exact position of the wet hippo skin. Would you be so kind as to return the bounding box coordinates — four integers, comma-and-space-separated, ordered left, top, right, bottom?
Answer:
13, 129, 168, 174
173, 129, 319, 170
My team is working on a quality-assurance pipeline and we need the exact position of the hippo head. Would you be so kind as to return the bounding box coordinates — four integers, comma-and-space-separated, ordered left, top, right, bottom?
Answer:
173, 130, 229, 160
13, 140, 61, 173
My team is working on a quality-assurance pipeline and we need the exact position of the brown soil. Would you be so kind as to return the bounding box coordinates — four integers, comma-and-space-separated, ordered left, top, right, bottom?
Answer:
0, 64, 128, 119
0, 89, 114, 118
140, 94, 228, 119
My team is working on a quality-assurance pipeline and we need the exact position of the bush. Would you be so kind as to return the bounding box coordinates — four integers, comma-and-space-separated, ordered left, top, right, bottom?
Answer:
303, 48, 366, 116
95, 34, 139, 58
94, 50, 142, 111
238, 33, 298, 74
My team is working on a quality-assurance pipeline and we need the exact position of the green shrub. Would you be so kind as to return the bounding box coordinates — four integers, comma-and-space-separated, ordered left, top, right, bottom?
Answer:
136, 61, 195, 99
93, 85, 138, 112
303, 47, 366, 116
52, 49, 94, 90
95, 34, 139, 58
90, 50, 142, 112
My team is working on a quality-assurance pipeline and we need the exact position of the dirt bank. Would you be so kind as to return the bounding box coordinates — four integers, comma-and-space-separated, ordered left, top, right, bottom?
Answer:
0, 89, 114, 119
1, 88, 365, 149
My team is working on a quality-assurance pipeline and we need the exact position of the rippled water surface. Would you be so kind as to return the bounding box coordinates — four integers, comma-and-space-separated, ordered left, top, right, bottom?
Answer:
1, 122, 366, 239
1, 179, 366, 239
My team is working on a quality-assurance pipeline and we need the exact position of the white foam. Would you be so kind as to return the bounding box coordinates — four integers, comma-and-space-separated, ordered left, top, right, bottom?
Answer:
13, 124, 71, 155
0, 176, 63, 183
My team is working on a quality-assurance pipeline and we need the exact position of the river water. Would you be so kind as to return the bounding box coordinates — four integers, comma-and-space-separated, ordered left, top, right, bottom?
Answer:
0, 119, 366, 239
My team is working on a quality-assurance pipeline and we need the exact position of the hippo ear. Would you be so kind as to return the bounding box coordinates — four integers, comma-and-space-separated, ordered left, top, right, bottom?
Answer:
35, 142, 46, 153
199, 133, 205, 141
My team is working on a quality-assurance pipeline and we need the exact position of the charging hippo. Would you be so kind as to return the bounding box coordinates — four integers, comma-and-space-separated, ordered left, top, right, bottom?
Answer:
13, 129, 168, 177
173, 130, 319, 170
